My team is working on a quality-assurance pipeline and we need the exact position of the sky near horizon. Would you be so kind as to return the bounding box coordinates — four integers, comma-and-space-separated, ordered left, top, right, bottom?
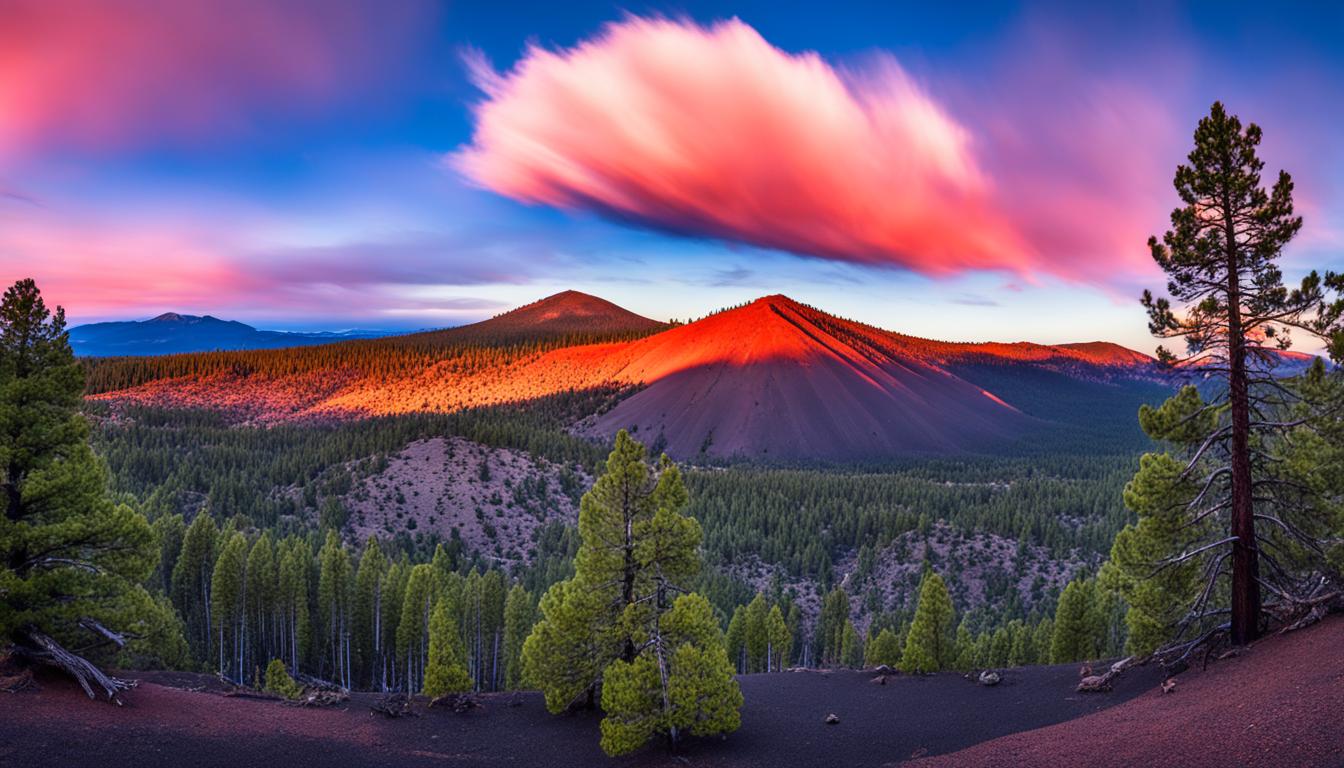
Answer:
3, 1, 1342, 352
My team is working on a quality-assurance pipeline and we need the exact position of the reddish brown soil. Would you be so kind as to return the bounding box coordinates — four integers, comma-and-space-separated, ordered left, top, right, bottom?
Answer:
913, 614, 1344, 768
4, 618, 1339, 766
0, 651, 1165, 767
10, 621, 1344, 763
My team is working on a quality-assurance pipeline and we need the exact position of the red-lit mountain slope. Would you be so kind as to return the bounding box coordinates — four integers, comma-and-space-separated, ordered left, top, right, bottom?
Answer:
92, 293, 1168, 459
573, 295, 1034, 459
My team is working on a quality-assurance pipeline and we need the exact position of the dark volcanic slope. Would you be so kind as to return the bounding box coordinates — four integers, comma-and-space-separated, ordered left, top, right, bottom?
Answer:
582, 296, 1146, 460
0, 660, 1165, 768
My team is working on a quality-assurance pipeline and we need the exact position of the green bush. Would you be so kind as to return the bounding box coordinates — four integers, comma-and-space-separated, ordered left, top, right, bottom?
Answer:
264, 658, 302, 700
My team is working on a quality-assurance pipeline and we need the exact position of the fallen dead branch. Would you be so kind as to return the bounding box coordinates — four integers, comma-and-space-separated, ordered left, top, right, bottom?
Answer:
285, 688, 349, 708
293, 672, 346, 692
429, 692, 482, 713
1076, 656, 1137, 694
12, 626, 136, 704
372, 692, 417, 718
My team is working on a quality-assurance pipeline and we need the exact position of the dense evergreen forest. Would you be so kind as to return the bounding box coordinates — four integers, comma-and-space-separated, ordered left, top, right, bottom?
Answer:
84, 386, 1146, 685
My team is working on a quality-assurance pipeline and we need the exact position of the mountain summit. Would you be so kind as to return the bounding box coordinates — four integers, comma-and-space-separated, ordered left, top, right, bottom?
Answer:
473, 290, 665, 337
578, 295, 1035, 459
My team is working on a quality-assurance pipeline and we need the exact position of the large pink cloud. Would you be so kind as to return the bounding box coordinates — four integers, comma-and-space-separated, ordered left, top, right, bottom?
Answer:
0, 0, 432, 158
452, 17, 1039, 278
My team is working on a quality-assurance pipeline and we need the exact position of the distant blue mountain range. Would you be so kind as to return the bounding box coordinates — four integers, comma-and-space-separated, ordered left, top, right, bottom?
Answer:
68, 313, 403, 357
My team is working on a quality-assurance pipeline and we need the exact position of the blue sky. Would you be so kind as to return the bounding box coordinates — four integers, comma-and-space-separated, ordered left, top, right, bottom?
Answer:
2, 1, 1341, 353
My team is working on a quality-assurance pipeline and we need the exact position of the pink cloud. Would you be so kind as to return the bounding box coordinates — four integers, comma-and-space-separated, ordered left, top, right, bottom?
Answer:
0, 203, 533, 323
0, 0, 431, 158
0, 213, 252, 317
452, 17, 1040, 278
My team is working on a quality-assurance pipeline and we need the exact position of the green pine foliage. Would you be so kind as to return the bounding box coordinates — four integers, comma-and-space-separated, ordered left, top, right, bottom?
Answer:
1049, 577, 1104, 663
1101, 450, 1206, 654
839, 620, 863, 668
900, 572, 956, 673
210, 531, 249, 681
423, 597, 472, 697
523, 431, 740, 755
600, 594, 742, 757
764, 605, 791, 672
864, 628, 902, 668
501, 584, 535, 690
171, 511, 218, 664
0, 279, 182, 690
263, 658, 302, 700
816, 587, 851, 666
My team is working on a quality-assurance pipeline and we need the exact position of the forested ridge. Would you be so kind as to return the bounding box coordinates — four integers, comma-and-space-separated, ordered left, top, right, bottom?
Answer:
81, 325, 667, 394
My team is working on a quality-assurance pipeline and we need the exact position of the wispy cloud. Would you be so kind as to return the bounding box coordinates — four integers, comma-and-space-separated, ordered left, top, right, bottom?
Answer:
453, 17, 1034, 279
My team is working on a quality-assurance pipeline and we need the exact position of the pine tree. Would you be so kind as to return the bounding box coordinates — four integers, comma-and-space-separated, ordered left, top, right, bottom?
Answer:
785, 603, 803, 668
151, 513, 186, 594
246, 533, 278, 680
864, 628, 902, 668
210, 531, 249, 682
724, 606, 746, 673
380, 558, 410, 690
501, 584, 534, 690
317, 530, 352, 688
1006, 620, 1032, 667
525, 432, 738, 754
352, 537, 386, 690
1101, 449, 1207, 654
1032, 617, 1055, 663
0, 279, 175, 701
900, 572, 955, 673
953, 619, 975, 671
277, 538, 312, 673
1050, 578, 1097, 663
599, 594, 741, 757
423, 596, 471, 697
1140, 102, 1340, 645
263, 657, 301, 700
172, 511, 218, 664
396, 563, 439, 692
742, 593, 769, 673
840, 620, 863, 668
816, 587, 850, 666
524, 431, 685, 709
764, 604, 791, 673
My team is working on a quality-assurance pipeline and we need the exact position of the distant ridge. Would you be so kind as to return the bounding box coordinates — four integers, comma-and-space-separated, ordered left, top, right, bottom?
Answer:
69, 314, 397, 357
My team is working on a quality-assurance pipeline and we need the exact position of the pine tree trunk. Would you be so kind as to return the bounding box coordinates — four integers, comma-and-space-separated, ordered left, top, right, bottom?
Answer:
1225, 201, 1261, 646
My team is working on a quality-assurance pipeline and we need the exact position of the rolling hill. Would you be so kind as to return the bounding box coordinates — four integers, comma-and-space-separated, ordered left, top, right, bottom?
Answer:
69, 313, 398, 357
87, 291, 1176, 459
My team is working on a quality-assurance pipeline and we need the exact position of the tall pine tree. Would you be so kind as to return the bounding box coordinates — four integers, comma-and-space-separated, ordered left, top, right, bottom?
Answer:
1139, 102, 1340, 645
0, 279, 176, 701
